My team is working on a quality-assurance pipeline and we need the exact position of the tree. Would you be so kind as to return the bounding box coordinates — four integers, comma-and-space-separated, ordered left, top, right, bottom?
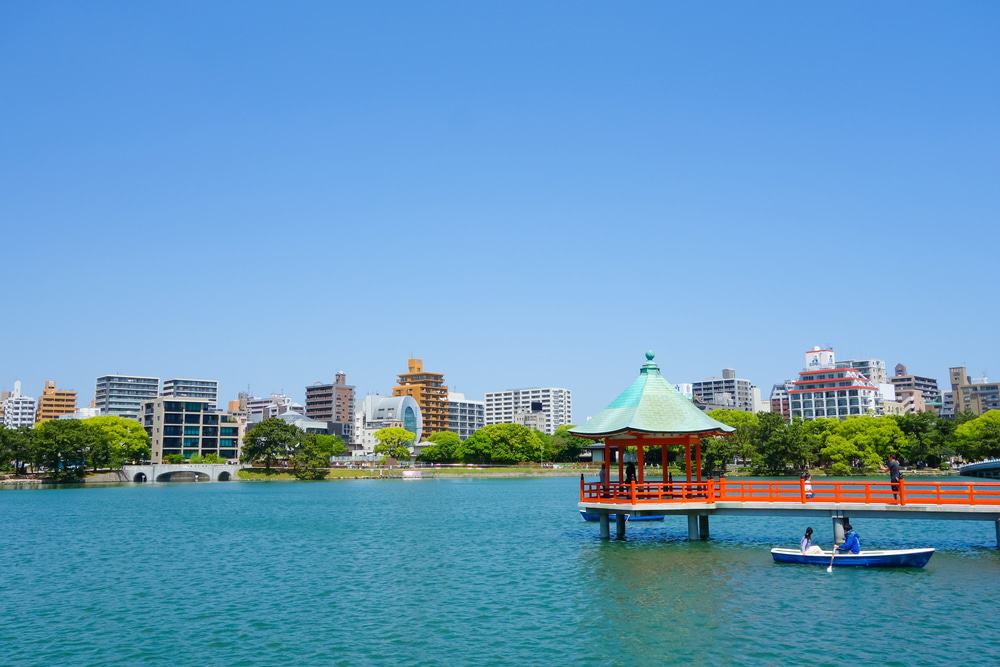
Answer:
753, 414, 808, 475
456, 424, 543, 464
551, 425, 592, 462
291, 434, 338, 479
312, 433, 347, 457
0, 425, 34, 474
418, 431, 461, 463
373, 427, 415, 461
32, 419, 99, 481
955, 411, 1000, 461
165, 453, 185, 464
241, 418, 304, 471
85, 416, 151, 467
894, 412, 952, 468
202, 453, 226, 464
706, 410, 762, 473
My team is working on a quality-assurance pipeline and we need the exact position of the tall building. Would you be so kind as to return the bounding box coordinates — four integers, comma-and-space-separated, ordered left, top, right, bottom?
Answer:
447, 392, 485, 440
163, 378, 219, 407
789, 347, 881, 420
34, 380, 77, 423
1, 381, 36, 429
141, 397, 243, 462
95, 375, 160, 421
769, 383, 792, 420
891, 363, 942, 405
305, 371, 355, 442
353, 395, 422, 455
392, 358, 448, 436
691, 368, 757, 412
949, 366, 1000, 416
484, 387, 572, 436
837, 358, 887, 386
243, 393, 304, 423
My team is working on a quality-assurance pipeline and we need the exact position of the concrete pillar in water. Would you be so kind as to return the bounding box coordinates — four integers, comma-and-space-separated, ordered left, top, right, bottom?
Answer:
832, 516, 848, 545
687, 513, 699, 540
995, 518, 1000, 549
616, 514, 627, 540
599, 512, 610, 540
698, 514, 710, 540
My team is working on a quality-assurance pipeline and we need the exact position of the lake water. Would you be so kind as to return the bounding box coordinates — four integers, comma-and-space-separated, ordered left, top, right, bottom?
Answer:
2, 477, 999, 665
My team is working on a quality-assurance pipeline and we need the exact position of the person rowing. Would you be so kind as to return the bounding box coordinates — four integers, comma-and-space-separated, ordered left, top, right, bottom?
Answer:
834, 522, 861, 554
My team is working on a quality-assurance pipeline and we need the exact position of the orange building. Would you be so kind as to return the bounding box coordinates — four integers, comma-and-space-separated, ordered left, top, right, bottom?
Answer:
35, 380, 77, 423
392, 358, 448, 437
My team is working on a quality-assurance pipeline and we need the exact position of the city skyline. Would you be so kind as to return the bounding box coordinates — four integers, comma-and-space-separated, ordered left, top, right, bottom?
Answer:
2, 3, 998, 423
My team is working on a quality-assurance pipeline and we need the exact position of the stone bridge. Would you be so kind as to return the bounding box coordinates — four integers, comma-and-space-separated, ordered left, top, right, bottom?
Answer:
122, 463, 243, 483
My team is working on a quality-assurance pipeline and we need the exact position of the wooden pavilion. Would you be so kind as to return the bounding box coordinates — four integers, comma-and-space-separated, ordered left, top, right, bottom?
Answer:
571, 351, 734, 538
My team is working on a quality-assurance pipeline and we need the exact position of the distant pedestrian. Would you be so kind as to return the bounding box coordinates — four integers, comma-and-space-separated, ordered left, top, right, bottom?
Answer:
888, 454, 902, 502
801, 472, 815, 499
625, 461, 637, 484
598, 463, 610, 497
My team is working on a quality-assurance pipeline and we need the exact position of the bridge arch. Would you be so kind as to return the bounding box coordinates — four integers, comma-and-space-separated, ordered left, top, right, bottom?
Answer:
218, 471, 231, 481
155, 469, 211, 483
133, 472, 148, 483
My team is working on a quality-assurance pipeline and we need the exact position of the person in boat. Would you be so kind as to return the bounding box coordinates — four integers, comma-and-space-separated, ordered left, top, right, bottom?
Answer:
834, 522, 861, 554
800, 527, 823, 554
801, 472, 815, 499
625, 461, 637, 484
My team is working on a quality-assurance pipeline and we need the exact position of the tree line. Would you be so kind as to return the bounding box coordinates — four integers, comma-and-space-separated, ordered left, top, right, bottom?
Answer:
702, 409, 1000, 476
0, 417, 151, 481
241, 418, 347, 479
416, 424, 592, 464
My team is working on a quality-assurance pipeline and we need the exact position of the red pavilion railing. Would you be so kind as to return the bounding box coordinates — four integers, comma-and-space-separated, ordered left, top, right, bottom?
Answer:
580, 476, 1000, 507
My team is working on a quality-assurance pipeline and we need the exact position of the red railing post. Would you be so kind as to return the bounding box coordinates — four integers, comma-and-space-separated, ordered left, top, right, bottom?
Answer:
898, 477, 906, 506
630, 480, 637, 505
580, 474, 585, 502
969, 483, 975, 505
799, 477, 805, 503
707, 479, 715, 503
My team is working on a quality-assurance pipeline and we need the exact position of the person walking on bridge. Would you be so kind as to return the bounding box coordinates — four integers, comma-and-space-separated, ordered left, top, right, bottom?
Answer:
888, 454, 902, 502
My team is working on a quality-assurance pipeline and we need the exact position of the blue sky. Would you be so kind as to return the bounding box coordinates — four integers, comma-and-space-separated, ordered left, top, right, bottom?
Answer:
1, 1, 998, 419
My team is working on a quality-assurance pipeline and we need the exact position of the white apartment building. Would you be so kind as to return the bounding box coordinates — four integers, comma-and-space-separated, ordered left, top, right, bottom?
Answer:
163, 378, 219, 407
95, 375, 160, 421
447, 392, 485, 440
1, 381, 36, 429
789, 348, 881, 420
484, 387, 572, 436
691, 368, 757, 412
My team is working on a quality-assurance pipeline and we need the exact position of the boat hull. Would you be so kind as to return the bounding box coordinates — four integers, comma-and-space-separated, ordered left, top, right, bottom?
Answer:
770, 547, 934, 568
580, 510, 664, 522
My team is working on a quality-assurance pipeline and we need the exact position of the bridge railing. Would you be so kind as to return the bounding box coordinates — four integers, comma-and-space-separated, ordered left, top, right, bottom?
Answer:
580, 476, 1000, 506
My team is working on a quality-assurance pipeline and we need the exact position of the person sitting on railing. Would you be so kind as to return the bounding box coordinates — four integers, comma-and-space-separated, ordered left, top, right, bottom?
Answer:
834, 523, 861, 554
801, 472, 815, 499
800, 527, 823, 554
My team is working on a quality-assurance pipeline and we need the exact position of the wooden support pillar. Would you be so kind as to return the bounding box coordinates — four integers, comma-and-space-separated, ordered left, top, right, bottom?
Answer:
698, 514, 710, 540
637, 446, 645, 484
617, 445, 624, 483
616, 513, 627, 540
687, 513, 699, 540
661, 446, 668, 482
995, 517, 1000, 550
599, 512, 610, 540
694, 436, 702, 483
685, 442, 692, 484
604, 442, 610, 471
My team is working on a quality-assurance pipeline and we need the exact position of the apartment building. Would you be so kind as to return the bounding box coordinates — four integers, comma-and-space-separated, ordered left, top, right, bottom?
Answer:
484, 387, 572, 436
95, 375, 160, 421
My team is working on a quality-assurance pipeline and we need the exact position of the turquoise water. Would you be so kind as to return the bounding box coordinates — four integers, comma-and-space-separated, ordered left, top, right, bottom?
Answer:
3, 477, 1000, 666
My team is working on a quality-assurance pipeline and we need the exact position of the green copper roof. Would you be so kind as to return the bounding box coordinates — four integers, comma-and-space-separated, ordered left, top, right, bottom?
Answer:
571, 351, 735, 438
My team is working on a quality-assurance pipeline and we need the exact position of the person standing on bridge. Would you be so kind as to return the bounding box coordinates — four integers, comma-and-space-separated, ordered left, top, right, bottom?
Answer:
888, 454, 902, 502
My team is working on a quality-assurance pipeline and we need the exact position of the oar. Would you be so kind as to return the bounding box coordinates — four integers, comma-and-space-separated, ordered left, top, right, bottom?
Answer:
826, 547, 837, 573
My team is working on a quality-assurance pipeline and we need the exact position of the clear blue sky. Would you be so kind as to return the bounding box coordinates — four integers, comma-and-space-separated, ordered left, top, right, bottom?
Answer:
2, 1, 998, 419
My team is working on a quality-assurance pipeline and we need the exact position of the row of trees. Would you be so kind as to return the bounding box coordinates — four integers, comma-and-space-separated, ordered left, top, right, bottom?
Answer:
416, 424, 591, 464
0, 416, 151, 481
703, 409, 1000, 476
240, 418, 347, 479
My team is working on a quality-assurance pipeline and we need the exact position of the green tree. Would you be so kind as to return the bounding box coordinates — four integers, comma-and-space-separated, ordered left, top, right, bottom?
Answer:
955, 411, 1000, 461
85, 415, 151, 467
0, 425, 34, 474
32, 419, 99, 481
291, 433, 338, 479
894, 412, 953, 467
418, 431, 461, 463
373, 427, 415, 460
753, 414, 808, 475
705, 410, 762, 473
456, 423, 543, 464
241, 418, 304, 470
165, 453, 185, 464
202, 453, 226, 464
550, 425, 592, 462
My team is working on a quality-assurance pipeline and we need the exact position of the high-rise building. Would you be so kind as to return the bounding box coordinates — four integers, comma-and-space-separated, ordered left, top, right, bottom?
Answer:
305, 371, 355, 442
353, 395, 422, 455
691, 368, 757, 412
163, 378, 219, 407
95, 375, 160, 421
949, 366, 1000, 416
392, 358, 448, 436
141, 397, 243, 462
891, 363, 942, 405
1, 381, 36, 429
770, 383, 792, 420
789, 347, 881, 420
243, 392, 304, 423
837, 359, 887, 386
484, 387, 572, 435
35, 380, 77, 423
447, 392, 485, 440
